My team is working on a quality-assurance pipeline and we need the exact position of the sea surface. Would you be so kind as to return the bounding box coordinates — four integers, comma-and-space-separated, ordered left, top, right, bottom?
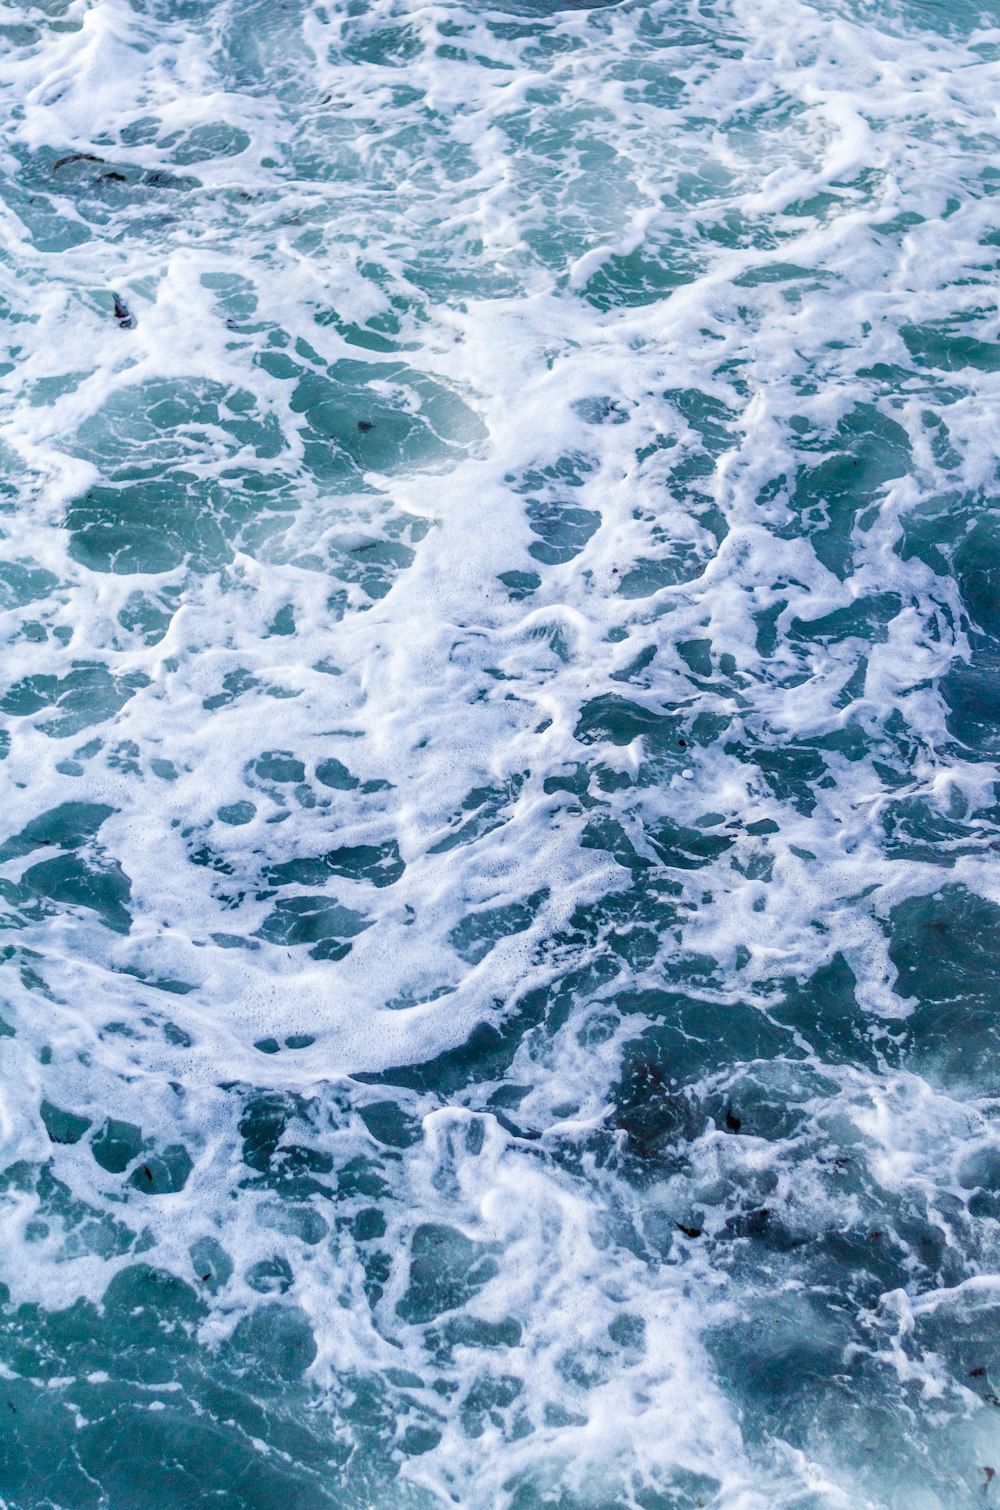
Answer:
0, 0, 999, 1504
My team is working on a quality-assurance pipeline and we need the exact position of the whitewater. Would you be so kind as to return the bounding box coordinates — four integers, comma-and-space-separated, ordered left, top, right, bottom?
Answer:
1, 0, 999, 1503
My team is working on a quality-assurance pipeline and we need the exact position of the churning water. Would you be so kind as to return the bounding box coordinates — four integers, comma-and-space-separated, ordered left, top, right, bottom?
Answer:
1, 0, 1000, 1504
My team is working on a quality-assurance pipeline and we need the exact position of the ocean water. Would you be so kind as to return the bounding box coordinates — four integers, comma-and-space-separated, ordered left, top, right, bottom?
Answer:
1, 0, 1000, 1503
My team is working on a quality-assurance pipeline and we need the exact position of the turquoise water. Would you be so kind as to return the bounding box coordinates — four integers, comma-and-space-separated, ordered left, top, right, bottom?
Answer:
1, 0, 1000, 1504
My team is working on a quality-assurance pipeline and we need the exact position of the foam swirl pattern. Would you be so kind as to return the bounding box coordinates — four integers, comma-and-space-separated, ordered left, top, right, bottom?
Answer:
1, 0, 1000, 1503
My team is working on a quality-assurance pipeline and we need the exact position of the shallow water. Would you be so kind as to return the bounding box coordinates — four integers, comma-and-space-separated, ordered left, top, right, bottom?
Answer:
1, 0, 1000, 1504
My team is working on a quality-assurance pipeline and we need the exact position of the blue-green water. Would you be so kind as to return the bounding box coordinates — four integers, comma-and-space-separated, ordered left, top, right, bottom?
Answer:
1, 0, 1000, 1504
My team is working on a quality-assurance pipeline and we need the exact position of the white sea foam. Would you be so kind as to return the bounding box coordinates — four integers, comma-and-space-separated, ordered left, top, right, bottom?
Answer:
1, 0, 1000, 1502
